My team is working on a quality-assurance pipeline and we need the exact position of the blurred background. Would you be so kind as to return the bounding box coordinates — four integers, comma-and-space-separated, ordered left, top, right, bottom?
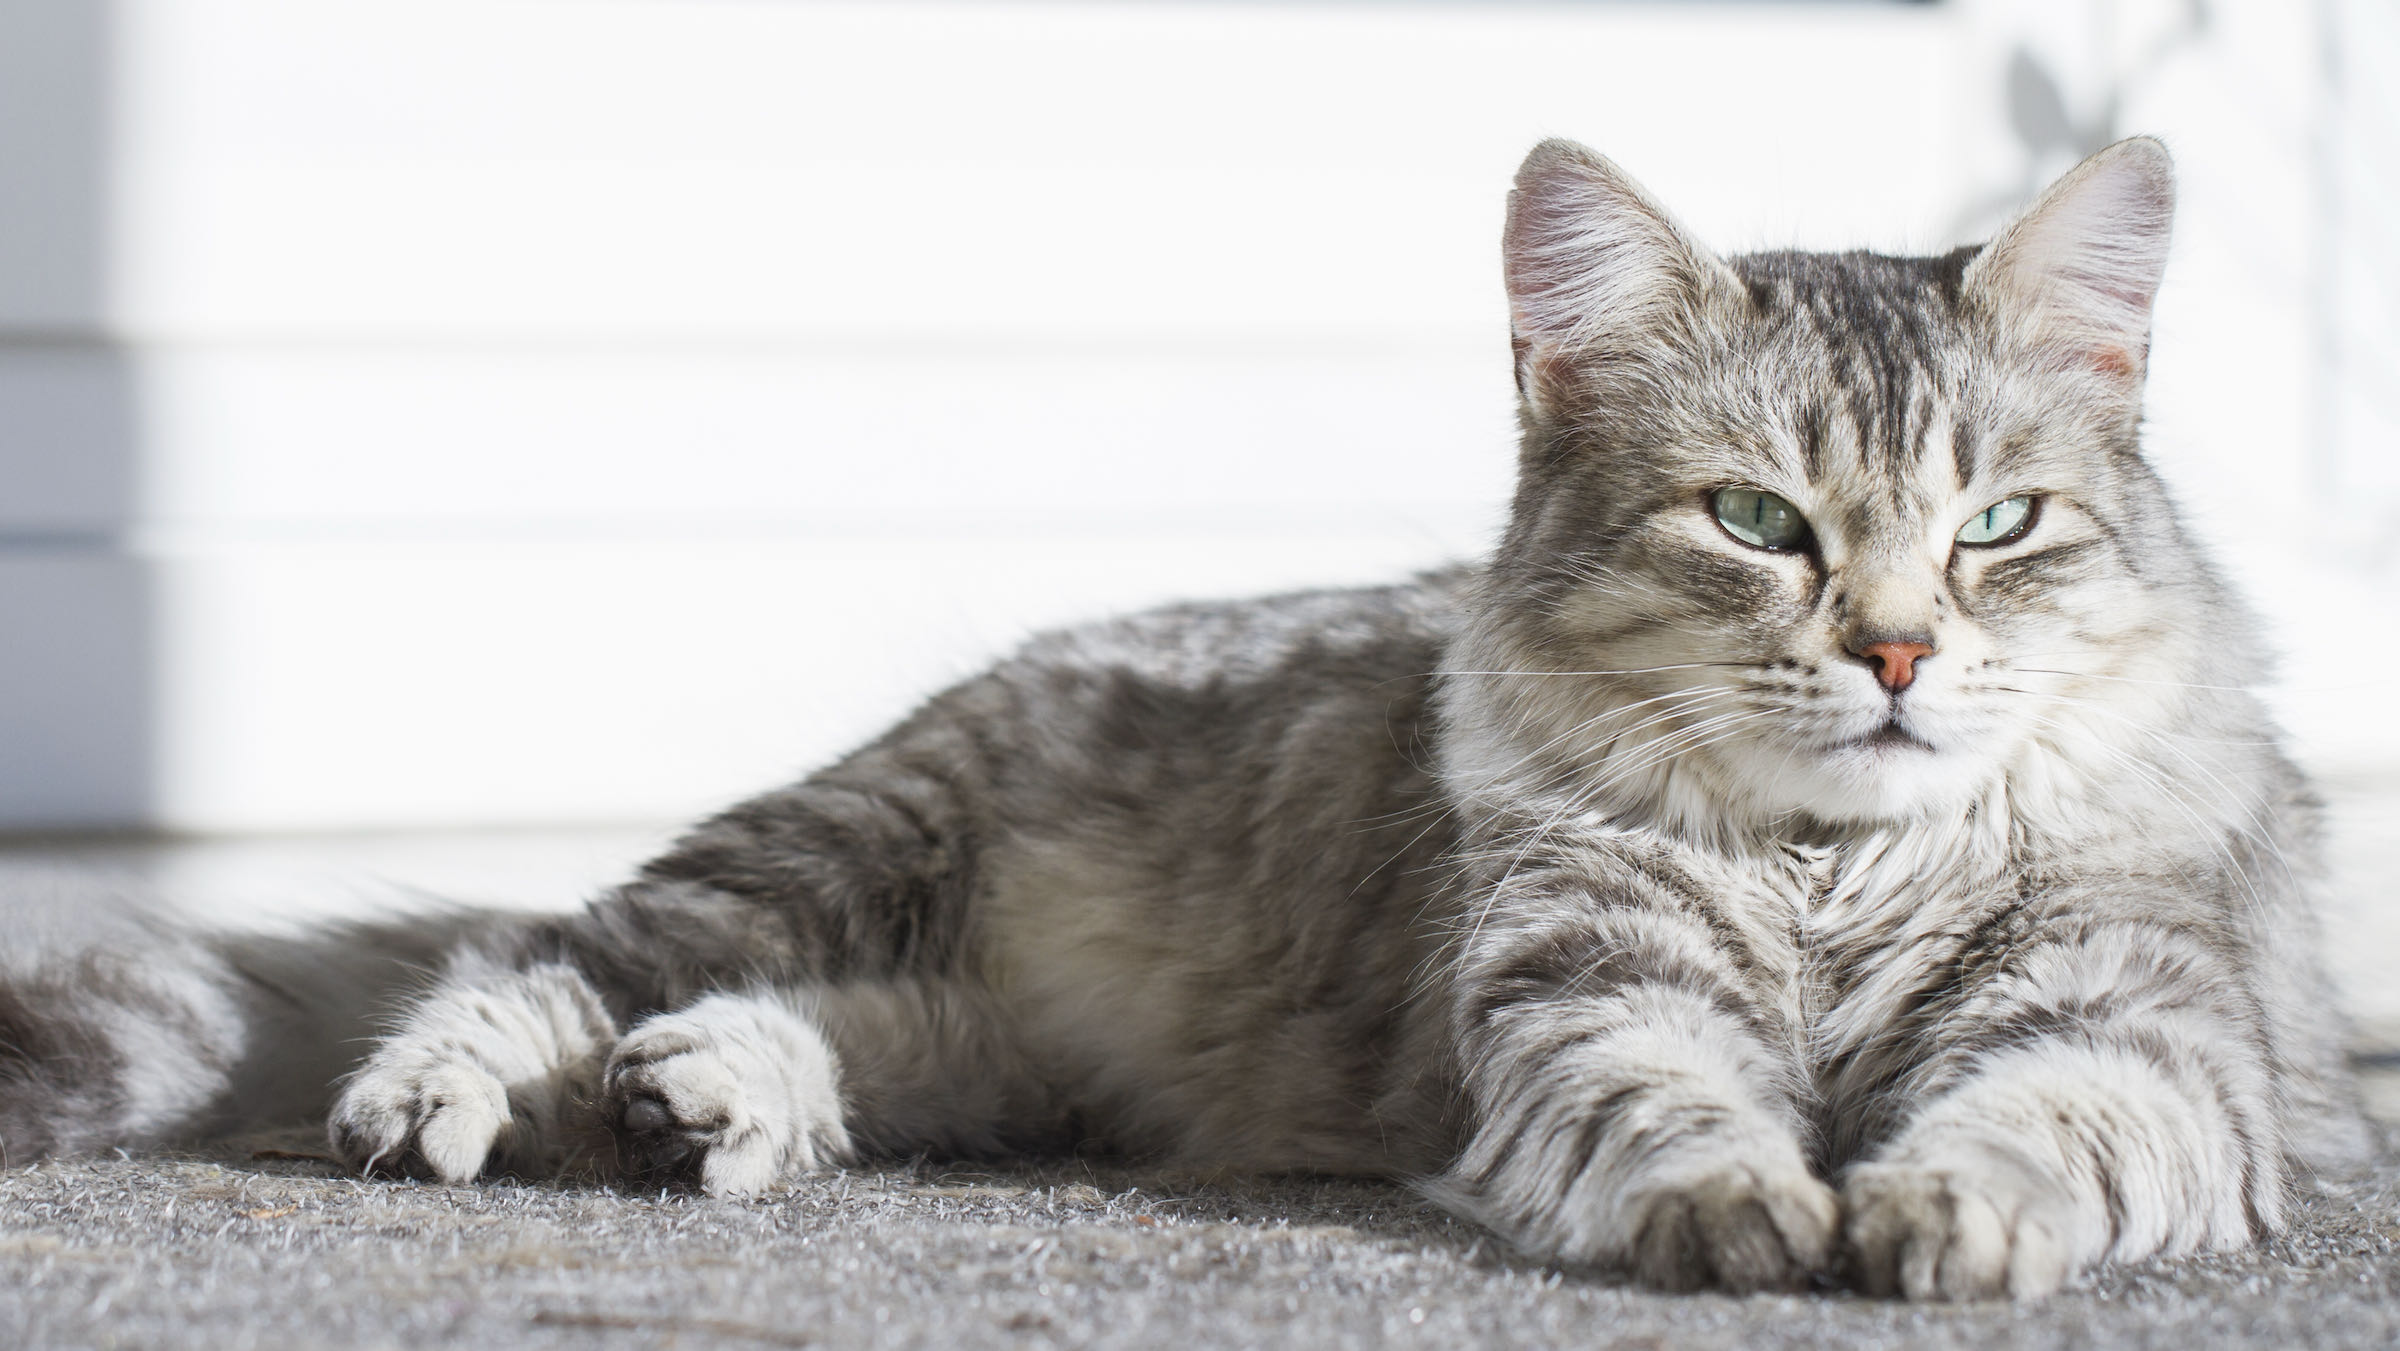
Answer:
1, 1, 2395, 1014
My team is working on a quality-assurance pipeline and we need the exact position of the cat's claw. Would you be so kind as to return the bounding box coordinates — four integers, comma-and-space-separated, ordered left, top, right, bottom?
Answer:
603, 995, 850, 1197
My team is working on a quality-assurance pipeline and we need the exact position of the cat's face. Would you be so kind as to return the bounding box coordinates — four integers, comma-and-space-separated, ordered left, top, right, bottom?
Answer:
1466, 139, 2219, 830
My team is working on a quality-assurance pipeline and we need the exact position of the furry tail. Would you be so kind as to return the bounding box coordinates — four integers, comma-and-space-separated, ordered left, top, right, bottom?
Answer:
0, 906, 507, 1164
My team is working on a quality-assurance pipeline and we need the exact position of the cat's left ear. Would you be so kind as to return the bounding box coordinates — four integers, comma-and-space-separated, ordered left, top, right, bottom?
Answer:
1963, 137, 2176, 382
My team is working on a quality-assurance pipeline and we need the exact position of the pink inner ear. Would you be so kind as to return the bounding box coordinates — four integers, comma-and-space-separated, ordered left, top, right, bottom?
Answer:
2085, 345, 2139, 378
1512, 339, 1586, 406
2046, 263, 2158, 380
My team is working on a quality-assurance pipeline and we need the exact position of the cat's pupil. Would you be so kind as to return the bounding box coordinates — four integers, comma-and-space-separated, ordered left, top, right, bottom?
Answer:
1958, 495, 2034, 545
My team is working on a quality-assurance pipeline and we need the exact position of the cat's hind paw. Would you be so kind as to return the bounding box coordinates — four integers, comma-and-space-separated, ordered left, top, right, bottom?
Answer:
329, 1053, 515, 1183
603, 994, 851, 1197
327, 962, 615, 1184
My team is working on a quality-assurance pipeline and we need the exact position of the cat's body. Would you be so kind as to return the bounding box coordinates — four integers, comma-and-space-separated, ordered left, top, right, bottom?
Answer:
0, 138, 2366, 1300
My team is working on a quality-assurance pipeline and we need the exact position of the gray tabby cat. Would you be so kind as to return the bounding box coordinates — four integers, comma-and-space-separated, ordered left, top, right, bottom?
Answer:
1, 137, 2367, 1301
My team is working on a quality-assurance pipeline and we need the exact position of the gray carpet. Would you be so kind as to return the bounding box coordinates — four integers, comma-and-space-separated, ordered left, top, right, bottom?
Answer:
7, 1125, 2400, 1351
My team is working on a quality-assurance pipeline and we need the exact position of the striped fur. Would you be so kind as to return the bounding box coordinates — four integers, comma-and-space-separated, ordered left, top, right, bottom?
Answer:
0, 139, 2365, 1300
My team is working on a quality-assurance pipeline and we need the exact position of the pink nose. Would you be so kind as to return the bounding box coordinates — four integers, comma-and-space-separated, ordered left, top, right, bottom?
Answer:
1853, 640, 1934, 693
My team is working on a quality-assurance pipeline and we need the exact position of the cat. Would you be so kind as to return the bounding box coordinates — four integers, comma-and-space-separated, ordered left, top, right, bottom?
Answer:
0, 136, 2367, 1302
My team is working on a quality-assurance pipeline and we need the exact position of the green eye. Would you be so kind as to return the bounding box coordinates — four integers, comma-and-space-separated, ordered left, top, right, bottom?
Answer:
1712, 487, 1811, 551
1956, 496, 2037, 547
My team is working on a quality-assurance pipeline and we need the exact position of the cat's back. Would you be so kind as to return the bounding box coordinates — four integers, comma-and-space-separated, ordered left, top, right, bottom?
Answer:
1006, 564, 1473, 693
968, 566, 1475, 824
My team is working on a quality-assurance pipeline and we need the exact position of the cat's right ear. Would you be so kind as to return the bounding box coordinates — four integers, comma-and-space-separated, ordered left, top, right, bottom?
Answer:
1503, 140, 1738, 415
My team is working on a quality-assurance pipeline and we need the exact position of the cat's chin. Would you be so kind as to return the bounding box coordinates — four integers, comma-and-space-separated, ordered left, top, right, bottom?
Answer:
1721, 734, 1988, 830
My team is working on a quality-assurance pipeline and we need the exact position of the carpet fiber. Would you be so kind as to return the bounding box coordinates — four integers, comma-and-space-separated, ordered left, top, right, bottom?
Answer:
7, 1125, 2400, 1350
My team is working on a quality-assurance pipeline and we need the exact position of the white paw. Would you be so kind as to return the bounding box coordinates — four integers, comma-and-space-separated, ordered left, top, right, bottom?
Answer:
1448, 1108, 1839, 1293
330, 1053, 515, 1183
1841, 1158, 2077, 1300
328, 964, 614, 1183
603, 995, 851, 1197
1624, 1163, 1841, 1292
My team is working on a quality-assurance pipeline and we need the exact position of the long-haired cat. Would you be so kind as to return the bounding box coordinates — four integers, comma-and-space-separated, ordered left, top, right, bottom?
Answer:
0, 137, 2365, 1300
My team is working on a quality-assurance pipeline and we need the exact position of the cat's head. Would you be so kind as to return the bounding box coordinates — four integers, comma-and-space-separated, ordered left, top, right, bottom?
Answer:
1454, 138, 2247, 833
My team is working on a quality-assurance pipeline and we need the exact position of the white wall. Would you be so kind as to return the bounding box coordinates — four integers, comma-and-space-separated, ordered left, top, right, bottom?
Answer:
1, 0, 2391, 832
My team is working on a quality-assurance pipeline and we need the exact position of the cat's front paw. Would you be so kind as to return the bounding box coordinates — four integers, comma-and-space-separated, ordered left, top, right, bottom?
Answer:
603, 995, 851, 1197
1624, 1163, 1840, 1292
1841, 1157, 2078, 1301
1448, 1121, 1837, 1291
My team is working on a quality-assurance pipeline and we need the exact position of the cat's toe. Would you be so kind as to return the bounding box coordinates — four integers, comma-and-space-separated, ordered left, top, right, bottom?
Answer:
603, 995, 849, 1197
1629, 1165, 1839, 1292
1842, 1162, 2073, 1301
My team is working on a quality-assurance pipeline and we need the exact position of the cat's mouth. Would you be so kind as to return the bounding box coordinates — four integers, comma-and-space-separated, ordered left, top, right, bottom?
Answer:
1828, 719, 1937, 754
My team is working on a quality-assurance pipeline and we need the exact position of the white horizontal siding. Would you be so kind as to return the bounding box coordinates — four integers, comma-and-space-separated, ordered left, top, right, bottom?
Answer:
4, 526, 1492, 831
66, 0, 1962, 340
4, 0, 2391, 832
0, 341, 1517, 531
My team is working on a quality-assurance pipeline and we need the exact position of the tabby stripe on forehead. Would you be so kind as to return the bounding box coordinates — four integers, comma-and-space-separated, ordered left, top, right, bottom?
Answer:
1799, 403, 1829, 479
1800, 281, 1930, 476
1870, 352, 1917, 477
1907, 388, 1937, 476
1950, 416, 1981, 489
1833, 350, 1880, 473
